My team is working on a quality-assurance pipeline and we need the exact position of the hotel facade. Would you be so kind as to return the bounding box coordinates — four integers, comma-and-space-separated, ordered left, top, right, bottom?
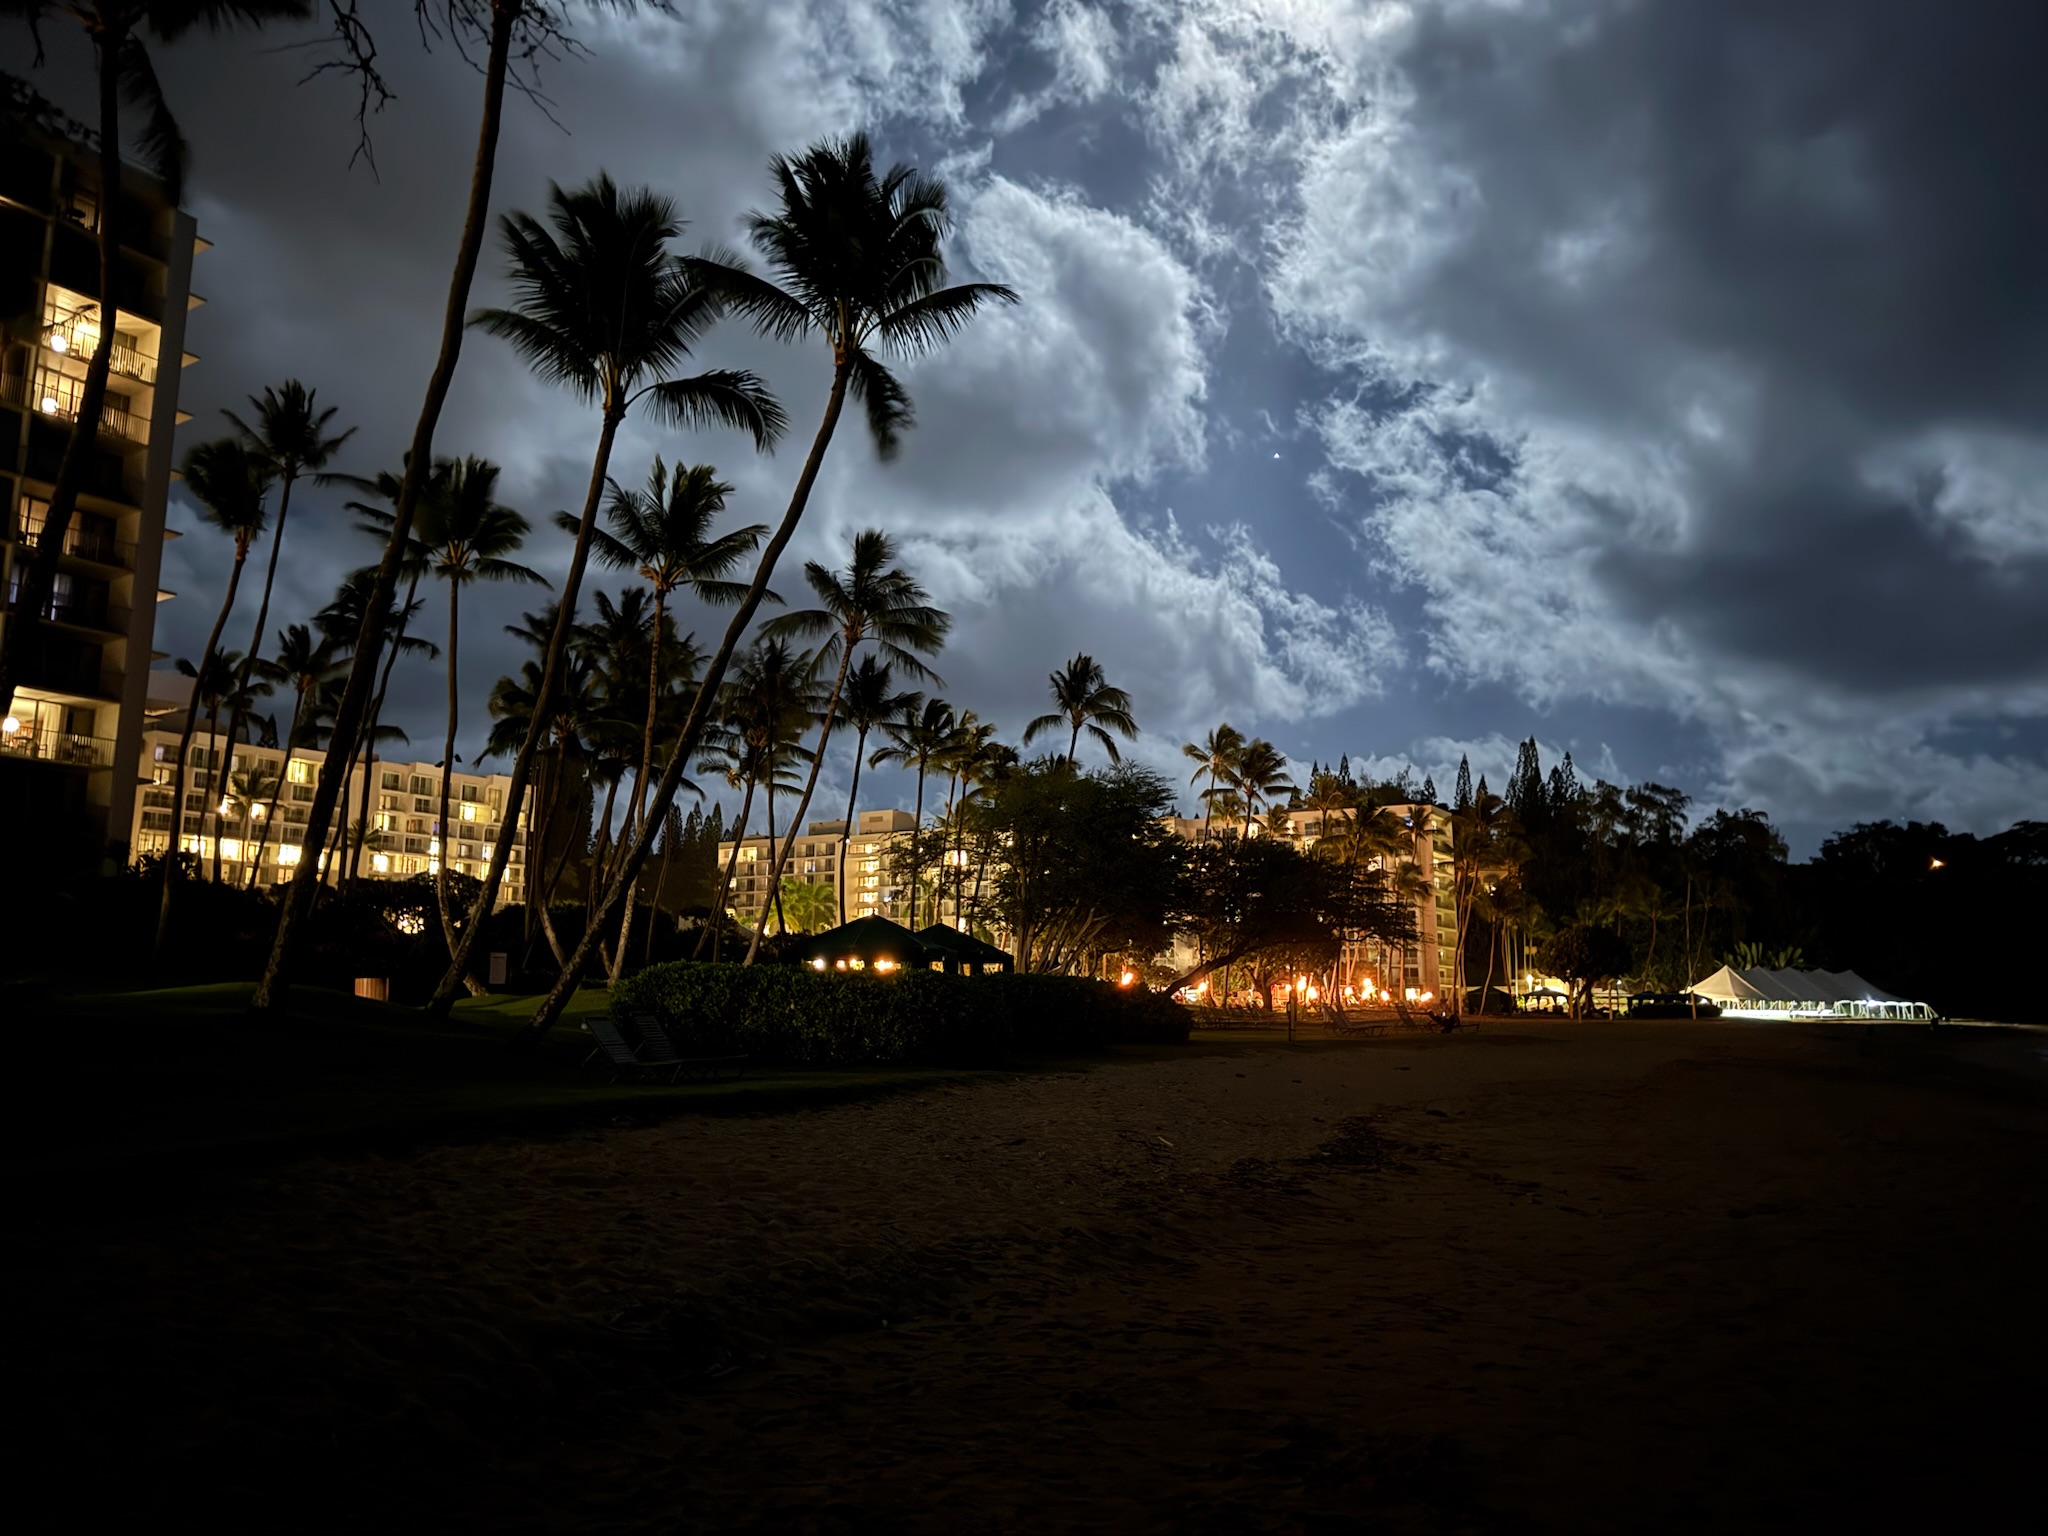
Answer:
2, 88, 203, 870
716, 808, 918, 929
133, 685, 530, 903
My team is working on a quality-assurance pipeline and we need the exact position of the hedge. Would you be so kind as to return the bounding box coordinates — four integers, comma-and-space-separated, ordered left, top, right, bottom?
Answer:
609, 963, 1190, 1068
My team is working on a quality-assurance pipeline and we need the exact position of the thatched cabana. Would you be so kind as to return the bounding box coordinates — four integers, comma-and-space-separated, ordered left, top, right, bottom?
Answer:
915, 923, 1015, 975
791, 915, 932, 974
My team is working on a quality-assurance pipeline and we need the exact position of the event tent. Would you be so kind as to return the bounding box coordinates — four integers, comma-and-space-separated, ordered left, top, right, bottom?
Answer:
1688, 966, 1934, 1019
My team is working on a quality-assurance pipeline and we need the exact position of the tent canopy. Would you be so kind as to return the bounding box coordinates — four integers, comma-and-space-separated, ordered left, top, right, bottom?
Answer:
1690, 965, 1907, 1006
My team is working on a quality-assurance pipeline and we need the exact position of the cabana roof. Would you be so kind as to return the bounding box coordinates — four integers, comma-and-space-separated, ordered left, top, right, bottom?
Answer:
792, 915, 932, 971
916, 923, 1015, 971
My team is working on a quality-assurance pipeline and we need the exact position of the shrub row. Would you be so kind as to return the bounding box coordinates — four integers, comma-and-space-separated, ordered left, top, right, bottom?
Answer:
609, 963, 1190, 1068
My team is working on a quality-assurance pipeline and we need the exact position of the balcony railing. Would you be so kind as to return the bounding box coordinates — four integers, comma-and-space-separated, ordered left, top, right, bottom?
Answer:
12, 522, 137, 569
0, 729, 113, 767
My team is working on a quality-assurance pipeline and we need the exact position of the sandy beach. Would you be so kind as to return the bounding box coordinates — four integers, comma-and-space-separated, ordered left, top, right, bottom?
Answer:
19, 1019, 2048, 1532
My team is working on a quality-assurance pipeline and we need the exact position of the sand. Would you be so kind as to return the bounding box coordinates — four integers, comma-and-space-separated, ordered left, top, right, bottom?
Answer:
18, 1020, 2048, 1532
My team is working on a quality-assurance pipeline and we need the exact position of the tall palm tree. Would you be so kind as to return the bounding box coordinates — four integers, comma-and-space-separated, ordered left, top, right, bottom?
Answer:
197, 651, 273, 883
1229, 738, 1296, 838
830, 656, 909, 925
429, 174, 784, 1011
582, 457, 763, 971
0, 0, 310, 722
1182, 723, 1245, 840
522, 134, 1019, 1036
219, 380, 354, 755
155, 438, 269, 960
747, 528, 948, 961
258, 0, 632, 1012
409, 456, 546, 957
224, 760, 280, 882
695, 643, 811, 959
243, 623, 339, 888
1023, 652, 1138, 766
868, 694, 957, 928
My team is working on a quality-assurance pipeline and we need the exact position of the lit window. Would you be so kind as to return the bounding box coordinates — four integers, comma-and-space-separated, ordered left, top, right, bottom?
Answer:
288, 759, 312, 784
371, 853, 390, 874
460, 803, 478, 822
277, 845, 301, 866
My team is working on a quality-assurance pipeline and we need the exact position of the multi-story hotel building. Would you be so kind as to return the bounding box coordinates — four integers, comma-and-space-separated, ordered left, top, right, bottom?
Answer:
133, 679, 529, 903
1, 85, 202, 871
716, 807, 918, 929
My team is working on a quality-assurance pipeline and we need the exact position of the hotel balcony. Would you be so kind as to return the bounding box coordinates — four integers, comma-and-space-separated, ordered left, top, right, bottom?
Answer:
0, 727, 114, 768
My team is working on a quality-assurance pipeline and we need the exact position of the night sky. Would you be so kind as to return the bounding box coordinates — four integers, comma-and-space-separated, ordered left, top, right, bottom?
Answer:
16, 0, 2047, 851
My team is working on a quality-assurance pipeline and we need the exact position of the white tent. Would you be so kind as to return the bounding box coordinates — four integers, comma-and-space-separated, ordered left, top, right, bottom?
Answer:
1689, 966, 1932, 1019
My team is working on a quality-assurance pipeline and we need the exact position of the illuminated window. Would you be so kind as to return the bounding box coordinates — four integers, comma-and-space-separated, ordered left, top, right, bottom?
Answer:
371, 853, 391, 873
460, 803, 478, 822
287, 758, 312, 784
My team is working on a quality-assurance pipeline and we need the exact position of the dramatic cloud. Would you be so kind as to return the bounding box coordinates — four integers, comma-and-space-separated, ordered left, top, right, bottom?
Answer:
16, 0, 2042, 844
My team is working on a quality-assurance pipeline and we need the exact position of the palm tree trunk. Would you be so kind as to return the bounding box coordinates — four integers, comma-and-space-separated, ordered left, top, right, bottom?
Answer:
256, 0, 522, 1015
0, 16, 127, 720
435, 578, 462, 960
245, 688, 303, 890
520, 359, 855, 1039
762, 773, 783, 936
746, 642, 851, 964
909, 762, 928, 928
154, 546, 250, 964
707, 774, 756, 963
836, 725, 869, 927
606, 588, 667, 982
429, 403, 624, 1012
207, 694, 229, 883
350, 567, 422, 892
643, 810, 674, 969
1067, 721, 1080, 767
220, 471, 296, 800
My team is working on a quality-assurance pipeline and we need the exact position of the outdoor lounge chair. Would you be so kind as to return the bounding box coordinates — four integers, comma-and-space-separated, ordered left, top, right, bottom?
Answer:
583, 1015, 688, 1084
627, 1012, 750, 1083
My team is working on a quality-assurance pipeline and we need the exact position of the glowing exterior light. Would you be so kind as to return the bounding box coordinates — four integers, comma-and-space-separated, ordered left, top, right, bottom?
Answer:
812, 958, 827, 971
875, 959, 897, 974
1119, 970, 1135, 987
1, 717, 18, 735
834, 959, 848, 971
49, 333, 68, 354
1929, 858, 1945, 870
41, 397, 59, 414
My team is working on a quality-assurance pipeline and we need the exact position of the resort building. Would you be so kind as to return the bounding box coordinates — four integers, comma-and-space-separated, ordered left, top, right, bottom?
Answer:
715, 807, 918, 929
133, 674, 529, 902
1, 84, 204, 871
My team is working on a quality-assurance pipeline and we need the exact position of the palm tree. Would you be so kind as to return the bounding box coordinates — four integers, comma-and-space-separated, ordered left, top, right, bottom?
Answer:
521, 134, 1020, 1036
868, 695, 958, 928
1023, 653, 1138, 766
830, 656, 910, 925
1228, 738, 1295, 837
747, 528, 948, 960
582, 457, 762, 973
258, 0, 630, 1012
0, 1, 310, 722
1182, 723, 1245, 840
408, 456, 547, 957
243, 623, 339, 888
155, 439, 269, 960
198, 652, 273, 883
695, 644, 811, 958
219, 380, 354, 755
777, 878, 837, 936
224, 761, 280, 882
428, 175, 785, 1012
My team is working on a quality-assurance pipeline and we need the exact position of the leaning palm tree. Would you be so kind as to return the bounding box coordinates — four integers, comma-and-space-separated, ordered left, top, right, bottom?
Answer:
829, 656, 911, 924
155, 438, 269, 960
224, 761, 280, 884
1182, 723, 1245, 840
581, 456, 763, 971
243, 623, 339, 888
411, 456, 546, 957
428, 174, 784, 1011
257, 0, 649, 1013
746, 528, 949, 961
868, 694, 958, 928
0, 1, 310, 722
1023, 652, 1138, 766
219, 380, 354, 755
518, 133, 1020, 1037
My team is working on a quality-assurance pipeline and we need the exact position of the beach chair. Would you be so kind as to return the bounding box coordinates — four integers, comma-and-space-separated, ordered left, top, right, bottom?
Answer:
583, 1015, 687, 1084
630, 1012, 750, 1083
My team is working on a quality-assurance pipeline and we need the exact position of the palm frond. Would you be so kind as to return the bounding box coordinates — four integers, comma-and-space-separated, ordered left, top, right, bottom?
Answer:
643, 369, 787, 449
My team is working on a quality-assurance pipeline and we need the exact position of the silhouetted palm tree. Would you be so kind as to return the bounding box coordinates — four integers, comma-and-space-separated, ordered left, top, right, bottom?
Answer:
429, 175, 784, 1011
747, 528, 948, 960
830, 656, 910, 923
869, 695, 958, 928
1229, 738, 1295, 838
410, 456, 546, 956
1182, 723, 1245, 840
156, 438, 269, 958
522, 136, 1020, 1030
244, 623, 340, 888
220, 380, 354, 754
1024, 652, 1137, 766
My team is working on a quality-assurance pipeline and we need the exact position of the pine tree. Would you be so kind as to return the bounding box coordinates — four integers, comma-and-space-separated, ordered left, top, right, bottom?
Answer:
1421, 774, 1438, 804
1454, 754, 1473, 812
1337, 753, 1353, 786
